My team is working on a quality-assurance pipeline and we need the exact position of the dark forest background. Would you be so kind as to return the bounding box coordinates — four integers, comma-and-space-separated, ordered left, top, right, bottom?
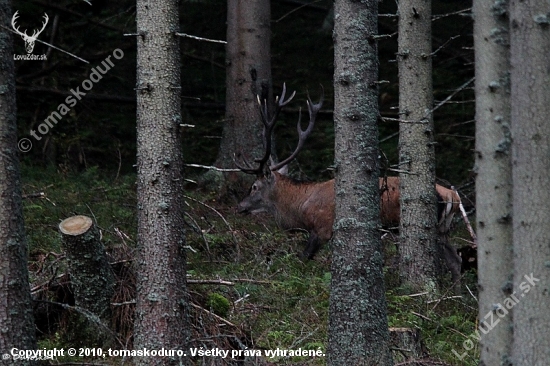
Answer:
15, 0, 474, 191
11, 1, 479, 364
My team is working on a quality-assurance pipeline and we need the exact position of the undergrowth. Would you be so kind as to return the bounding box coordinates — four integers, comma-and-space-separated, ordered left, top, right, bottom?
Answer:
22, 165, 479, 365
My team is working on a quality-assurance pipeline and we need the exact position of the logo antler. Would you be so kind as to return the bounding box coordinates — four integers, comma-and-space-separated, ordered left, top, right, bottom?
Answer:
12, 11, 49, 54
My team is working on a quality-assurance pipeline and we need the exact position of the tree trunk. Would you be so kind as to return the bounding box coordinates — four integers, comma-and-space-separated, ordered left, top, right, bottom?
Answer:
473, 0, 513, 363
134, 1, 189, 365
0, 2, 38, 364
509, 0, 550, 363
389, 327, 427, 362
397, 0, 440, 293
209, 0, 273, 198
328, 0, 392, 365
59, 215, 114, 321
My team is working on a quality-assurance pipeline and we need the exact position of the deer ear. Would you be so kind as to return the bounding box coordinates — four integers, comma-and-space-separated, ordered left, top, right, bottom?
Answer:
276, 164, 289, 176
268, 157, 288, 176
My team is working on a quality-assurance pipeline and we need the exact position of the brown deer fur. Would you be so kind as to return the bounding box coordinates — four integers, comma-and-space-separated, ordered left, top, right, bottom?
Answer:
238, 174, 461, 261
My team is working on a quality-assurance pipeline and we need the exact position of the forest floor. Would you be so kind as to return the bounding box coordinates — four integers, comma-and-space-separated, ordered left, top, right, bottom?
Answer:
22, 164, 479, 366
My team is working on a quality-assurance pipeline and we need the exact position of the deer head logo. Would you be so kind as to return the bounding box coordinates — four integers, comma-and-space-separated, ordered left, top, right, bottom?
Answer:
11, 11, 49, 54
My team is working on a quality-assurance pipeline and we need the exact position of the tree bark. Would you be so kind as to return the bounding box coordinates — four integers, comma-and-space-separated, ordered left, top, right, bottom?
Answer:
509, 0, 550, 363
210, 0, 273, 198
134, 1, 189, 364
59, 215, 114, 321
328, 0, 392, 365
397, 0, 440, 293
389, 327, 427, 362
473, 0, 513, 363
0, 2, 38, 364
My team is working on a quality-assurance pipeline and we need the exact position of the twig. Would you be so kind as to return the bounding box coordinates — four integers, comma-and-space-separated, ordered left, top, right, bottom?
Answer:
234, 294, 250, 305
185, 163, 240, 172
387, 168, 419, 175
233, 278, 274, 285
49, 363, 109, 366
431, 273, 465, 311
411, 311, 432, 322
184, 212, 211, 257
432, 7, 472, 21
427, 295, 462, 304
183, 195, 238, 246
32, 0, 125, 33
453, 188, 477, 247
175, 32, 226, 44
187, 279, 235, 286
30, 271, 63, 293
275, 0, 322, 22
395, 359, 451, 366
454, 237, 476, 245
35, 252, 65, 275
406, 291, 429, 298
431, 35, 460, 57
465, 284, 478, 302
111, 300, 136, 306
431, 77, 475, 115
190, 302, 237, 328
22, 192, 45, 199
33, 300, 124, 348
114, 147, 122, 183
289, 326, 319, 349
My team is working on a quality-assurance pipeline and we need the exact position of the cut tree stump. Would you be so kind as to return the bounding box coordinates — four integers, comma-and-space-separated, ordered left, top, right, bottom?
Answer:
59, 215, 114, 321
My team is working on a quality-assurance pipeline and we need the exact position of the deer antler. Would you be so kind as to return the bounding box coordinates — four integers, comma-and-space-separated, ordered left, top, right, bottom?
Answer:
235, 83, 296, 176
236, 83, 323, 176
270, 85, 324, 172
11, 11, 49, 53
32, 13, 49, 38
11, 11, 48, 38
11, 11, 26, 38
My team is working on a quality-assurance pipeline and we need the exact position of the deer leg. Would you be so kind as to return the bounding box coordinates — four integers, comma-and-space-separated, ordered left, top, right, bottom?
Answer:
439, 234, 462, 288
301, 233, 321, 260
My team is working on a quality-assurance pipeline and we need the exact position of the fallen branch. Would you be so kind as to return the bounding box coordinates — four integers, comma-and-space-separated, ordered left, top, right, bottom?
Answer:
188, 279, 235, 286
33, 300, 124, 348
452, 188, 477, 247
190, 302, 237, 328
183, 195, 239, 247
22, 191, 45, 199
187, 278, 275, 286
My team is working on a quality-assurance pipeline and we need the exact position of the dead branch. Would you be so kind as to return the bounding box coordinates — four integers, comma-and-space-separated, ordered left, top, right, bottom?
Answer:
190, 302, 237, 328
22, 191, 45, 199
33, 300, 124, 348
453, 188, 477, 247
187, 279, 235, 286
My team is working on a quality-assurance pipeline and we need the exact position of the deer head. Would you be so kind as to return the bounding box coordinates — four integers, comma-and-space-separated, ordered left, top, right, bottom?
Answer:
12, 11, 49, 54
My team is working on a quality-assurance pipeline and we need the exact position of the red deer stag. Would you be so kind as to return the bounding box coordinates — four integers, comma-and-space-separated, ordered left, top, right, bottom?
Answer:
236, 85, 462, 282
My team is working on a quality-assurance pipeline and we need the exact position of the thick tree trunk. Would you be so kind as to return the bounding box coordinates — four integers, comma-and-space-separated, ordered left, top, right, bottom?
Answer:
473, 0, 513, 363
210, 0, 272, 198
328, 0, 392, 365
509, 0, 550, 363
397, 0, 440, 293
0, 2, 38, 364
134, 1, 189, 365
59, 215, 114, 321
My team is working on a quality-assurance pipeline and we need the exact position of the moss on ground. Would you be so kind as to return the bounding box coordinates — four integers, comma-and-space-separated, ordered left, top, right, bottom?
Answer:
24, 165, 478, 365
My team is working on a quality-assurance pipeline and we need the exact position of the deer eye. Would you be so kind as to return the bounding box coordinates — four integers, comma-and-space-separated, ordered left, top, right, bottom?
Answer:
251, 183, 258, 192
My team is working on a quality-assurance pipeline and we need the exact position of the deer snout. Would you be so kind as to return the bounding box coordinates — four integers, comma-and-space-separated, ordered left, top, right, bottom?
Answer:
236, 203, 250, 215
